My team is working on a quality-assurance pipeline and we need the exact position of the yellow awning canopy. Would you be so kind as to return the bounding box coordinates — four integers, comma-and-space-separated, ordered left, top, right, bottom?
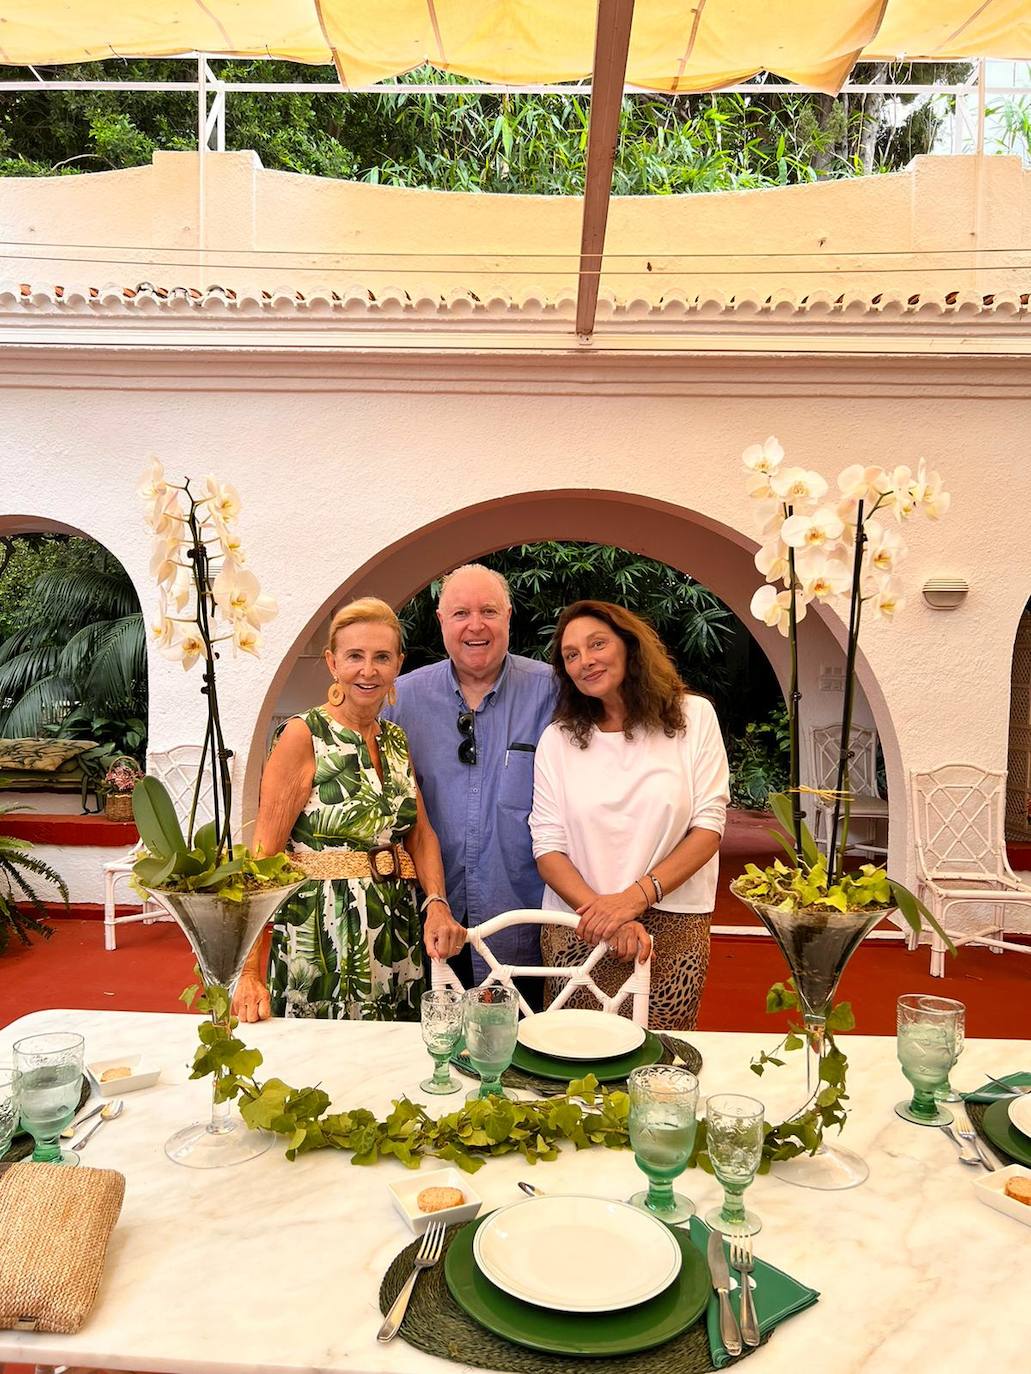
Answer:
0, 1, 1028, 96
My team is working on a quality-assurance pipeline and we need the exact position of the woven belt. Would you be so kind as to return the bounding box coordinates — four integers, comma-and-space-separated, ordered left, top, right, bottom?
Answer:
290, 843, 417, 882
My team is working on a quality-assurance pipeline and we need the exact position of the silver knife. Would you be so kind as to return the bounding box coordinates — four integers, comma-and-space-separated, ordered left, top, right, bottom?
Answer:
707, 1229, 743, 1357
61, 1098, 104, 1139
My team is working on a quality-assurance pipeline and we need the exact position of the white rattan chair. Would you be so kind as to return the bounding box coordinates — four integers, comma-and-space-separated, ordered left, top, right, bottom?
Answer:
909, 763, 1031, 977
102, 745, 230, 951
808, 724, 888, 862
430, 909, 651, 1024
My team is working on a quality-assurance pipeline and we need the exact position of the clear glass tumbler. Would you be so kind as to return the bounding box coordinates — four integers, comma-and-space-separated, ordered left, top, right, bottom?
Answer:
930, 997, 965, 1103
463, 986, 519, 1101
704, 1093, 765, 1236
420, 989, 464, 1094
627, 1064, 699, 1224
0, 1067, 18, 1160
13, 1032, 84, 1165
895, 994, 959, 1126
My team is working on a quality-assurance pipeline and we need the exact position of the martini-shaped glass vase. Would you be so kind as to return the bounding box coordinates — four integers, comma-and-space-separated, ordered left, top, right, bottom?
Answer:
144, 883, 303, 1169
733, 886, 884, 1191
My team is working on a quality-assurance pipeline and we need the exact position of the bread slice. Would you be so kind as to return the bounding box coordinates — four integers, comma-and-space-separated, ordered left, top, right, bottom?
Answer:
1003, 1176, 1031, 1207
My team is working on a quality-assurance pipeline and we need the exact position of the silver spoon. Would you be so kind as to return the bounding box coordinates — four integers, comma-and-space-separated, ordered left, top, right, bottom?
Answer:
72, 1098, 124, 1150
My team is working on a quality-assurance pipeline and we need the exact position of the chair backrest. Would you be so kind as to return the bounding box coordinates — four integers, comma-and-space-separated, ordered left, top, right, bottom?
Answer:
430, 909, 651, 1025
149, 745, 236, 830
910, 763, 1012, 882
810, 724, 879, 797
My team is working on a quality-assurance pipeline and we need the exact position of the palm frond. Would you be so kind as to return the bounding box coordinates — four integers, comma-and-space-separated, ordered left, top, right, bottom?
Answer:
30, 567, 140, 625
0, 672, 77, 737
0, 643, 62, 704
81, 616, 146, 703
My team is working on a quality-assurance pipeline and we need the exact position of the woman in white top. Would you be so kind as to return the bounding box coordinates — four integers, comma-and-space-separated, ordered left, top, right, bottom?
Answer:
529, 600, 730, 1030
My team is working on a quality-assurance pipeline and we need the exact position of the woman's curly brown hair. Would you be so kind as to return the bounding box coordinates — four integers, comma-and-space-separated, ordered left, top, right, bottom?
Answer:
551, 600, 689, 749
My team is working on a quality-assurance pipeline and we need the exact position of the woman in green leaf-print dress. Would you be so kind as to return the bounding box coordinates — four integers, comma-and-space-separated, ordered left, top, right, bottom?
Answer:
232, 599, 466, 1024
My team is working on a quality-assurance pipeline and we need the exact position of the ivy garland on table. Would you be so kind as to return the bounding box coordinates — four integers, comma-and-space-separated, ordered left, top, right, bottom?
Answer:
181, 975, 855, 1171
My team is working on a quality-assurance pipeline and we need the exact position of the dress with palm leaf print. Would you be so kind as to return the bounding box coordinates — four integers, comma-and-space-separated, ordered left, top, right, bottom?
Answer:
267, 708, 424, 1020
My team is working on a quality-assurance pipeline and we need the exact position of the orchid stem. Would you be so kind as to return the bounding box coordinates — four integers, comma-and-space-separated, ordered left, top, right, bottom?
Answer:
827, 501, 866, 885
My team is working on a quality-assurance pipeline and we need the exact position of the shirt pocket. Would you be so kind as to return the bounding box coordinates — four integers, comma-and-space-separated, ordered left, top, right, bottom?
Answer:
499, 748, 535, 814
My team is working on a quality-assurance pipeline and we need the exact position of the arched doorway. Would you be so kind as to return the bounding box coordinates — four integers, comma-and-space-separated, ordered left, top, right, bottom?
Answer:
245, 490, 898, 862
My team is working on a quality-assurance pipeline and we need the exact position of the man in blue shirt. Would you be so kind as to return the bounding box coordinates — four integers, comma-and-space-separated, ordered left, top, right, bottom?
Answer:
385, 564, 556, 991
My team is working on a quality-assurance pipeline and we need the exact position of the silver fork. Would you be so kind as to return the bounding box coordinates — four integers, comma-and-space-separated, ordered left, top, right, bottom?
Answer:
941, 1122, 980, 1166
953, 1103, 997, 1171
377, 1220, 446, 1342
729, 1235, 760, 1349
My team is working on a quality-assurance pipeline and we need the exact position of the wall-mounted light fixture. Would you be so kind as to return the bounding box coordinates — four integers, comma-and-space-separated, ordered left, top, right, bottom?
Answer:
922, 576, 969, 610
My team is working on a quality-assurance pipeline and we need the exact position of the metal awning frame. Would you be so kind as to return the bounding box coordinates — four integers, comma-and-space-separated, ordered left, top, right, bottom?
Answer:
0, 44, 1021, 338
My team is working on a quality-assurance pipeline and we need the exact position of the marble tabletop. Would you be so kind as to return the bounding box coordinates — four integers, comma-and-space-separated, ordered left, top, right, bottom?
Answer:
0, 1008, 1028, 1374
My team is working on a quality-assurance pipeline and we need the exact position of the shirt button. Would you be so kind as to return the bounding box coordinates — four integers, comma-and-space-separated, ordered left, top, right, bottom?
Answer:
472, 787, 479, 794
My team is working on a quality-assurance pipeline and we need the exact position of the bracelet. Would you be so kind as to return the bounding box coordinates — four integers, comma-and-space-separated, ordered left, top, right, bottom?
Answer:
632, 879, 652, 911
647, 871, 664, 904
422, 893, 451, 913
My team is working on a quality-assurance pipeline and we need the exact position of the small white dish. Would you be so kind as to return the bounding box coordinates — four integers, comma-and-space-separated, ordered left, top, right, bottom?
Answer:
972, 1163, 1031, 1228
473, 1194, 681, 1312
1007, 1094, 1031, 1140
387, 1167, 482, 1236
517, 1009, 645, 1061
87, 1053, 161, 1096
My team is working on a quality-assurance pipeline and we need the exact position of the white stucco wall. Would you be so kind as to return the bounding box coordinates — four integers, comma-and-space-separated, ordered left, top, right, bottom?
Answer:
1, 153, 1028, 905
1, 346, 1027, 897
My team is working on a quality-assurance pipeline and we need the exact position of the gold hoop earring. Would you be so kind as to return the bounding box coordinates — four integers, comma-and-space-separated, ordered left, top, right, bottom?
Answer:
327, 680, 344, 707
386, 684, 397, 707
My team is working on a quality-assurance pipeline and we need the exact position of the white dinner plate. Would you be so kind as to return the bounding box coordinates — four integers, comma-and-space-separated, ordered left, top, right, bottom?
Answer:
1008, 1093, 1031, 1140
516, 1009, 645, 1061
472, 1195, 682, 1313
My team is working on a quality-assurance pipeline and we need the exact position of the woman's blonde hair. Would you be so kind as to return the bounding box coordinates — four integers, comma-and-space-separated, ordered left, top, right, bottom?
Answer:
326, 597, 404, 654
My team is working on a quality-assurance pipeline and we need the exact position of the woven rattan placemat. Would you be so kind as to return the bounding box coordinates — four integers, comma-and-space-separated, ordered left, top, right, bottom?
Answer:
5, 1076, 91, 1164
966, 1100, 1016, 1166
455, 1035, 702, 1097
379, 1223, 763, 1374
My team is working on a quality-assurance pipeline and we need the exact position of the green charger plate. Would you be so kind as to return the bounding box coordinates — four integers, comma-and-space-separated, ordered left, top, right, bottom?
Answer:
982, 1098, 1031, 1167
444, 1214, 709, 1357
509, 1030, 664, 1084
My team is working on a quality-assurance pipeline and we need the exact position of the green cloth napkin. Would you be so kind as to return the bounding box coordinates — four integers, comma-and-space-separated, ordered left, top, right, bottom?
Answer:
688, 1218, 819, 1368
962, 1071, 1031, 1104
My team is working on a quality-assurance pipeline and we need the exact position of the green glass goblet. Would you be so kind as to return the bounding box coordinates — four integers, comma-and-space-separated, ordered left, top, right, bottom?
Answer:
895, 994, 957, 1126
704, 1093, 765, 1237
0, 1067, 18, 1160
13, 1032, 84, 1165
930, 997, 965, 1104
628, 1064, 699, 1224
420, 989, 464, 1095
463, 986, 519, 1102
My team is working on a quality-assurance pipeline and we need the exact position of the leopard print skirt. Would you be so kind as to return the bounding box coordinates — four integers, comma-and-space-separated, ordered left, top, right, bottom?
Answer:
540, 910, 711, 1031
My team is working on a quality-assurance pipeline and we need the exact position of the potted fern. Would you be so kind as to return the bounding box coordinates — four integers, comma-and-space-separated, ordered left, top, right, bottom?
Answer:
731, 439, 954, 1190
132, 461, 302, 1170
0, 803, 66, 953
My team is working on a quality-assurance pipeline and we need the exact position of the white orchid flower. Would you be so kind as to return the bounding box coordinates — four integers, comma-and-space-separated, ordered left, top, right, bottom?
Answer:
219, 527, 247, 566
742, 436, 785, 476
865, 523, 907, 577
770, 467, 828, 506
168, 561, 194, 613
138, 456, 168, 504
869, 580, 905, 620
149, 534, 181, 587
160, 628, 207, 671
212, 565, 278, 629
201, 475, 242, 527
780, 506, 844, 550
755, 538, 791, 585
144, 488, 185, 537
746, 472, 777, 501
150, 601, 177, 649
837, 464, 890, 505
794, 548, 852, 601
750, 583, 808, 636
911, 462, 951, 519
753, 501, 785, 537
233, 621, 263, 657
